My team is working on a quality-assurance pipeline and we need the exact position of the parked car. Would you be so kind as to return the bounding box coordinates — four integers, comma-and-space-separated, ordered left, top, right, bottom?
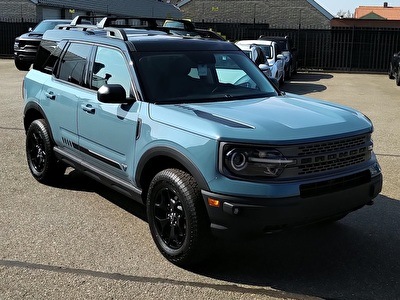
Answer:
236, 39, 285, 85
259, 35, 298, 79
236, 43, 272, 78
14, 19, 73, 71
23, 17, 382, 267
388, 51, 400, 86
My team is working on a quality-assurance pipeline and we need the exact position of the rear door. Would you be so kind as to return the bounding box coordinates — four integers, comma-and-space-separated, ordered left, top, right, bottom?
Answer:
41, 41, 93, 156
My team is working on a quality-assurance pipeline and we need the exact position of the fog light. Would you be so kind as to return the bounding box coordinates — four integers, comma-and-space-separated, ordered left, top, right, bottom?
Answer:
369, 162, 381, 177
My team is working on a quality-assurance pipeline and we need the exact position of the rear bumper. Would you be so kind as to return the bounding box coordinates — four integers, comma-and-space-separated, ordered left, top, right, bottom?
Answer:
202, 171, 382, 238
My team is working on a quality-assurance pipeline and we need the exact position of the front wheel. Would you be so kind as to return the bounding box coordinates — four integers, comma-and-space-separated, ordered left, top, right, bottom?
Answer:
26, 119, 65, 183
14, 58, 31, 71
396, 69, 400, 86
146, 169, 211, 267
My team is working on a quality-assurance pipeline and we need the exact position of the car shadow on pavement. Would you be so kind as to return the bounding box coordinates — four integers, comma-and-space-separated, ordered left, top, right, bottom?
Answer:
282, 72, 333, 95
51, 169, 148, 222
190, 194, 400, 300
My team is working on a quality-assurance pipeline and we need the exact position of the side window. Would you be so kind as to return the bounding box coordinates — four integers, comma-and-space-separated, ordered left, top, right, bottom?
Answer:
91, 47, 132, 97
33, 40, 64, 74
58, 43, 92, 86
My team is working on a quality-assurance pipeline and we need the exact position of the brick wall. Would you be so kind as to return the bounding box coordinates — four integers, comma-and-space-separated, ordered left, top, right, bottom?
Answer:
0, 0, 37, 21
180, 0, 331, 29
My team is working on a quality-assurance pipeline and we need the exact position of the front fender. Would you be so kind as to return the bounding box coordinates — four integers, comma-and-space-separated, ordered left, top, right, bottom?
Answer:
135, 146, 210, 191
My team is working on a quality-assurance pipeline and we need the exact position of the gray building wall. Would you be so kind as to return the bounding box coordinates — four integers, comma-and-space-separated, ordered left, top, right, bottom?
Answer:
179, 0, 331, 29
0, 0, 37, 21
1, 0, 181, 22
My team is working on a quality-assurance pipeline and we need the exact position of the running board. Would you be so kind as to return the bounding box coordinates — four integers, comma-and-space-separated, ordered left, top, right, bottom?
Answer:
53, 146, 142, 202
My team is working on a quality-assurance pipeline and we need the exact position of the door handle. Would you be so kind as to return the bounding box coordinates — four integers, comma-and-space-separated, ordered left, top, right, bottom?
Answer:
45, 91, 56, 100
81, 104, 95, 114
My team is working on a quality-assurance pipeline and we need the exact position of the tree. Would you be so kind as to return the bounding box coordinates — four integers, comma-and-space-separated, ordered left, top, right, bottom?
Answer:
335, 10, 354, 18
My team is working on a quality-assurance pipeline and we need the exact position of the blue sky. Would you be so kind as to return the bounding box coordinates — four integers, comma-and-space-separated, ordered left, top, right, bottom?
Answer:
314, 0, 400, 16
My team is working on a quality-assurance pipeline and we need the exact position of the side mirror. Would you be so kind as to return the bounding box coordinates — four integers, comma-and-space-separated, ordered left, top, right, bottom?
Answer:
258, 63, 270, 72
97, 84, 134, 104
277, 54, 284, 60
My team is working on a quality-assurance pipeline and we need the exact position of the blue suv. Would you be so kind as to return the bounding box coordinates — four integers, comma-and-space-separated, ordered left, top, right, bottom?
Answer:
23, 17, 382, 266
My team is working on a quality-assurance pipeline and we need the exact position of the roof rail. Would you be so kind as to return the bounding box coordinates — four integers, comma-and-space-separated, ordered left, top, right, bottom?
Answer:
103, 28, 128, 41
96, 16, 195, 31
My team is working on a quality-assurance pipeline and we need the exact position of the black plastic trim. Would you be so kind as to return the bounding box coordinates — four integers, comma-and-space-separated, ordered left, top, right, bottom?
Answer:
136, 146, 209, 190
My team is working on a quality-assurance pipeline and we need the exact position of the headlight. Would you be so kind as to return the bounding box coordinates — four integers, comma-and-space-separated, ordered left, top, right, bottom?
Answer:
219, 142, 296, 180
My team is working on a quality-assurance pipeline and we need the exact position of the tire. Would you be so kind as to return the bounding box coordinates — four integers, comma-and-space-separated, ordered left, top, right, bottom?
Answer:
26, 119, 65, 183
396, 70, 400, 86
147, 168, 211, 267
14, 58, 31, 71
389, 64, 395, 79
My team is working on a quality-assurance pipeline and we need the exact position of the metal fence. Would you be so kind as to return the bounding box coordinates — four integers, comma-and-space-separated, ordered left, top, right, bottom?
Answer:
0, 21, 37, 58
1, 19, 400, 73
196, 22, 400, 73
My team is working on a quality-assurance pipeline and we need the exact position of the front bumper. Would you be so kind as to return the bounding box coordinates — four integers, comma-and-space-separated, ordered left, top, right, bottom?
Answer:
202, 171, 382, 238
14, 50, 37, 63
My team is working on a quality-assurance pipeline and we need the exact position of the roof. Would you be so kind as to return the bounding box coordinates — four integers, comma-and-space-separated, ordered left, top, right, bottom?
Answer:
306, 0, 333, 20
42, 26, 235, 52
355, 5, 400, 20
177, 0, 333, 20
36, 0, 182, 18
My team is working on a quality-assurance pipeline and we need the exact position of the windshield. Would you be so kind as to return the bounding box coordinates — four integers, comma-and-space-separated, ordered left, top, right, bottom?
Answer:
135, 51, 277, 104
32, 20, 70, 34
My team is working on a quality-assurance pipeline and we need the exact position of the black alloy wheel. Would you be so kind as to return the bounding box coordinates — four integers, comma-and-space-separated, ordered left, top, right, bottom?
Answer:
26, 119, 64, 183
147, 168, 211, 266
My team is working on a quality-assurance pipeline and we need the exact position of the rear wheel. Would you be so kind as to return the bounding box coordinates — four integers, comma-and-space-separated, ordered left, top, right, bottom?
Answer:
147, 168, 211, 267
26, 119, 65, 183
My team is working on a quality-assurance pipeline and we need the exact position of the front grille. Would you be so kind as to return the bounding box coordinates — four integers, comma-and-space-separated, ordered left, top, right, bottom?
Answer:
279, 134, 372, 178
298, 135, 367, 156
18, 40, 40, 49
295, 134, 371, 175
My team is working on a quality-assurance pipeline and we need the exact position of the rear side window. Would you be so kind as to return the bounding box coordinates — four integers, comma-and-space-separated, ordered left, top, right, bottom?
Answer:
57, 43, 92, 86
33, 40, 64, 74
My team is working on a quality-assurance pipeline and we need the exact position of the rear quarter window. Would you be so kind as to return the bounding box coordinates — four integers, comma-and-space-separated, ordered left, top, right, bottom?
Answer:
33, 40, 65, 74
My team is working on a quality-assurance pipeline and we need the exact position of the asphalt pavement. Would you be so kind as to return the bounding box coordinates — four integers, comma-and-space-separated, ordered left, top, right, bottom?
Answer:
1, 59, 399, 299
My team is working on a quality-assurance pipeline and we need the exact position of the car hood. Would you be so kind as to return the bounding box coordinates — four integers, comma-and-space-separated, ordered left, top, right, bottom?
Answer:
16, 32, 43, 40
149, 94, 372, 143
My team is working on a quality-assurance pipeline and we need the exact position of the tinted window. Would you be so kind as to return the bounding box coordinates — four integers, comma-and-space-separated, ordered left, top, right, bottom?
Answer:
91, 47, 132, 97
136, 51, 277, 103
33, 40, 64, 74
58, 43, 92, 85
258, 45, 272, 59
